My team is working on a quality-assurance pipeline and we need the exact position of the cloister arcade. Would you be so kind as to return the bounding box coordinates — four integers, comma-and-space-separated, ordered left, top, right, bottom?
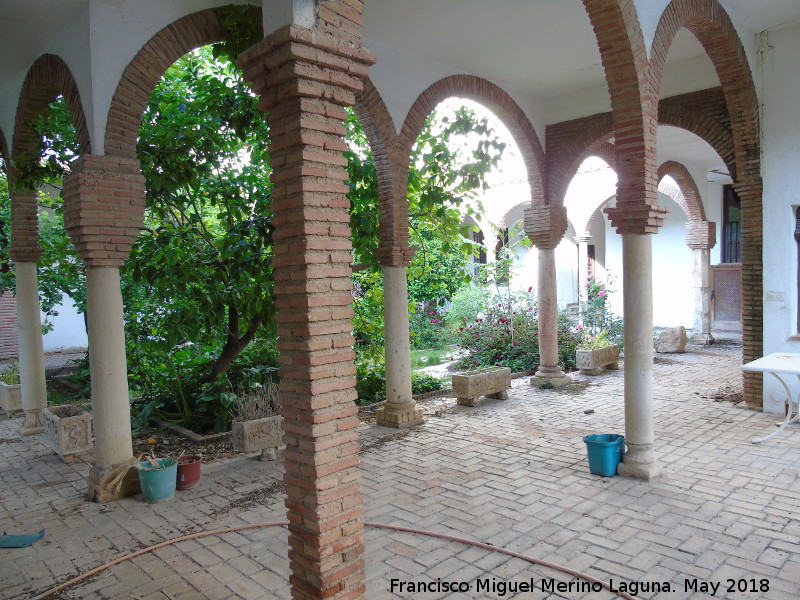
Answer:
1, 1, 797, 597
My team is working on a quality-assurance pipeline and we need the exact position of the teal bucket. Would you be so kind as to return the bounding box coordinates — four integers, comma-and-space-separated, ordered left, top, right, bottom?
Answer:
583, 434, 625, 476
137, 458, 178, 503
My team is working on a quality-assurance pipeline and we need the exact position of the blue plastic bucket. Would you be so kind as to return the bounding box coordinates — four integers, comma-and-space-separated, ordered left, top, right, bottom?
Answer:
137, 458, 178, 503
583, 434, 625, 476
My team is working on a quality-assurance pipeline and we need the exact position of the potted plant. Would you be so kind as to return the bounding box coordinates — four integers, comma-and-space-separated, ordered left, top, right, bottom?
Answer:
0, 361, 22, 416
43, 404, 94, 463
230, 380, 283, 460
575, 329, 620, 375
136, 453, 178, 503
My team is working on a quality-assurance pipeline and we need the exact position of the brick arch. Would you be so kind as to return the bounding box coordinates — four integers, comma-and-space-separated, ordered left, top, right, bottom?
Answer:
399, 75, 546, 207
352, 79, 412, 265
11, 54, 91, 262
546, 113, 614, 207
657, 160, 705, 222
651, 0, 762, 405
105, 7, 262, 159
584, 193, 616, 236
659, 97, 736, 182
12, 53, 91, 170
583, 0, 665, 233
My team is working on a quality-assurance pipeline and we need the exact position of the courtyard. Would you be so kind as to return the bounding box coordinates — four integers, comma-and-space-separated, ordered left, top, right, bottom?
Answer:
1, 342, 798, 599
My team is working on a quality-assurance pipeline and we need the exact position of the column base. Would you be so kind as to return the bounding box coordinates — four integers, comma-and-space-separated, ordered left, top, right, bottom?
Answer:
617, 447, 660, 481
87, 461, 141, 503
375, 403, 423, 428
18, 409, 45, 435
691, 333, 715, 346
530, 366, 571, 388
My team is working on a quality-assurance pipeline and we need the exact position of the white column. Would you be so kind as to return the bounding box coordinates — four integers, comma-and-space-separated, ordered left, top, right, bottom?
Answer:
617, 234, 659, 480
15, 262, 47, 435
85, 267, 136, 501
576, 235, 591, 293
376, 265, 423, 428
530, 248, 570, 387
691, 248, 714, 345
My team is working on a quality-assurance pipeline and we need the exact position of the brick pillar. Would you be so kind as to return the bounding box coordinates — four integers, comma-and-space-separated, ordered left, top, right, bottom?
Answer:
63, 154, 146, 502
736, 177, 763, 409
9, 189, 46, 434
525, 205, 571, 387
605, 196, 668, 481
238, 24, 374, 600
685, 221, 716, 346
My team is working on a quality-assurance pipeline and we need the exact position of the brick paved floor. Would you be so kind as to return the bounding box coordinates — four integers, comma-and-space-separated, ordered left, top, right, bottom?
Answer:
1, 344, 798, 599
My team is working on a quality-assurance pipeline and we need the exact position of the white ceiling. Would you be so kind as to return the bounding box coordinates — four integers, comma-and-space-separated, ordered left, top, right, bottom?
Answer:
1, 0, 798, 168
3, 0, 800, 99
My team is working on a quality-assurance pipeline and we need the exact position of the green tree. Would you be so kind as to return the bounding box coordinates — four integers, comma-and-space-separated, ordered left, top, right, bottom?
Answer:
128, 47, 274, 384
346, 104, 506, 352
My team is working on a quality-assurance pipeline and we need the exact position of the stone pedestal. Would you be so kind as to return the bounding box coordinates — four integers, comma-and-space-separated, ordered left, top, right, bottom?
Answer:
576, 345, 620, 375
15, 262, 46, 435
617, 234, 659, 480
43, 405, 93, 463
452, 366, 511, 406
376, 265, 423, 428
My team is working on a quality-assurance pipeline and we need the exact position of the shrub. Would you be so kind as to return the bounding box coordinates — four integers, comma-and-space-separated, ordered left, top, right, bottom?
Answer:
411, 371, 444, 395
410, 307, 451, 350
0, 361, 20, 385
454, 289, 581, 373
446, 285, 491, 334
355, 354, 444, 404
579, 275, 623, 347
355, 354, 386, 405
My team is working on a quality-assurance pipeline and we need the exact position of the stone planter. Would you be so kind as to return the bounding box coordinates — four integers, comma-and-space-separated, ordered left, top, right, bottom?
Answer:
576, 345, 620, 375
0, 382, 22, 416
231, 415, 283, 460
43, 405, 93, 463
452, 366, 512, 406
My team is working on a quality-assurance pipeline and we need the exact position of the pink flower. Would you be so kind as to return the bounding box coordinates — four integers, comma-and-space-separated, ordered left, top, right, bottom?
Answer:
577, 324, 584, 330
598, 290, 606, 298
527, 286, 532, 292
499, 318, 506, 323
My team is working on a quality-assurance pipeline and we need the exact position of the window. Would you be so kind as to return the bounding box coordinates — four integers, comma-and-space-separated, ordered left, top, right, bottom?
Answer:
471, 229, 486, 280
721, 185, 741, 263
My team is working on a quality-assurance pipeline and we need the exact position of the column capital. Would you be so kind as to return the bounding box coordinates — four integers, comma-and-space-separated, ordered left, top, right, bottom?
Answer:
375, 245, 415, 268
685, 220, 716, 250
524, 204, 568, 250
604, 200, 669, 234
574, 234, 592, 244
9, 189, 42, 263
237, 24, 375, 111
62, 154, 146, 267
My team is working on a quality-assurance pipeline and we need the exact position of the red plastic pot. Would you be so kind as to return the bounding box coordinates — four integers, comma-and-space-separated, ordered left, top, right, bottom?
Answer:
176, 455, 202, 490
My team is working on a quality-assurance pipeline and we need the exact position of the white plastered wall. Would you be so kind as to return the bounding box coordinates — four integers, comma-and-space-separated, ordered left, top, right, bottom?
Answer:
652, 192, 693, 328
757, 22, 800, 415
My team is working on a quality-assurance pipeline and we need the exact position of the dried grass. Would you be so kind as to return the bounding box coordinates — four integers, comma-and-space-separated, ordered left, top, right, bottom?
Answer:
230, 381, 281, 422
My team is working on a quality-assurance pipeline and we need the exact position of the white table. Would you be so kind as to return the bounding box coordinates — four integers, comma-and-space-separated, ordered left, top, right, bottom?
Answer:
741, 353, 800, 443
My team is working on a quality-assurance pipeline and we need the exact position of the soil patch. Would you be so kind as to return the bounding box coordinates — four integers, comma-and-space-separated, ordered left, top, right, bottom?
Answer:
132, 427, 234, 462
697, 382, 743, 405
